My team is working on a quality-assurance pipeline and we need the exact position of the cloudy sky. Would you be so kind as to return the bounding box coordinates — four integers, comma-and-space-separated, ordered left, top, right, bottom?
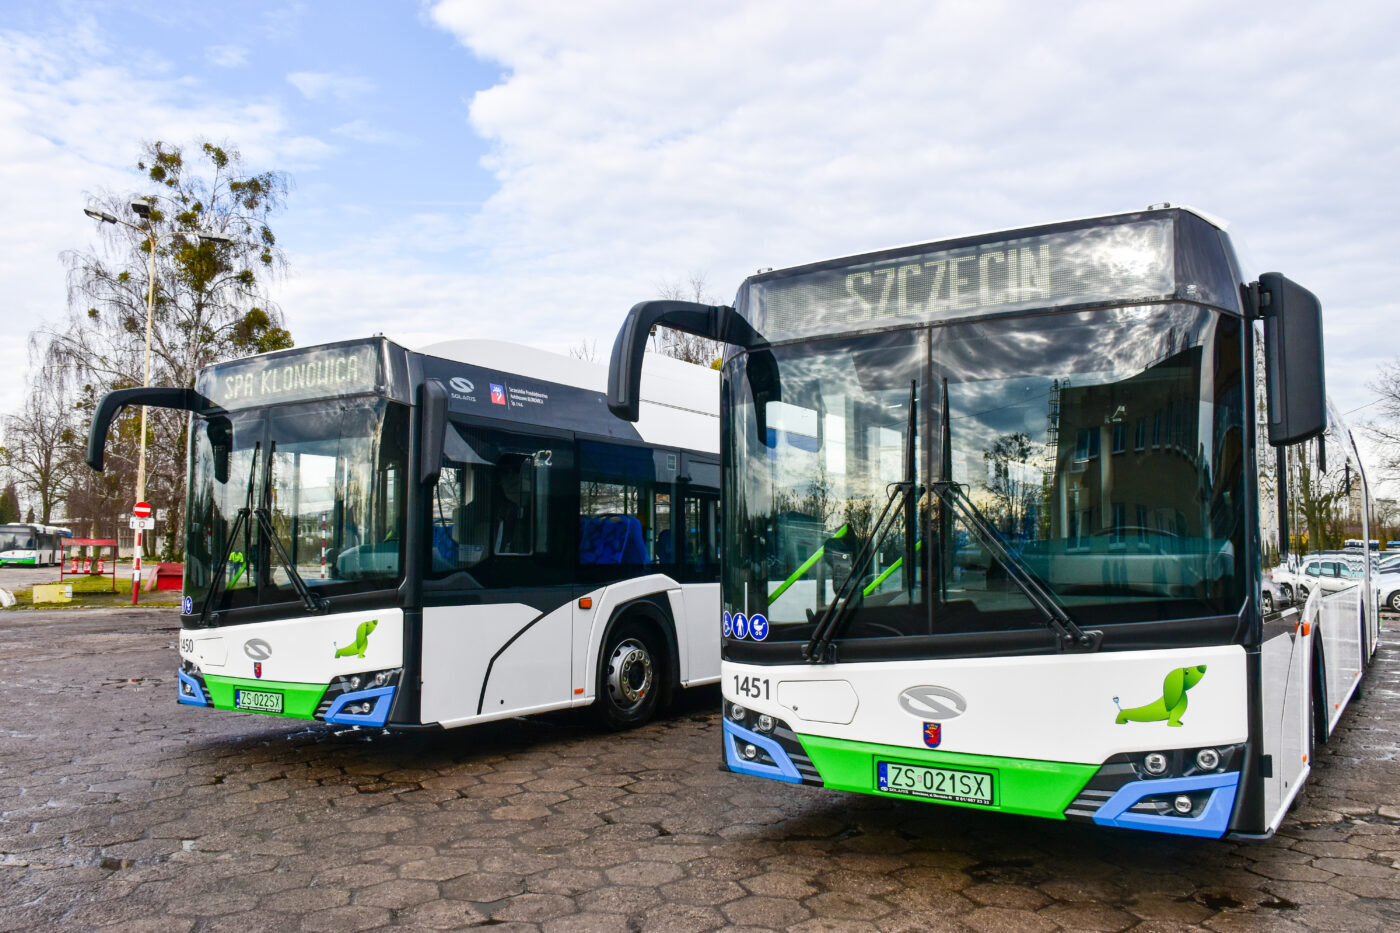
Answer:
2, 1, 1398, 457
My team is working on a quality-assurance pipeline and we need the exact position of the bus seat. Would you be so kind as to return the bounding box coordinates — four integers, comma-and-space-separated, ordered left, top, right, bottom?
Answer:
618, 515, 650, 565
433, 524, 457, 564
579, 514, 651, 565
580, 515, 622, 565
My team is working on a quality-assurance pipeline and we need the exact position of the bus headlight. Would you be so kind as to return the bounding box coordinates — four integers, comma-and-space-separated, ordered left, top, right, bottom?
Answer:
1173, 795, 1194, 815
1195, 748, 1221, 771
1143, 752, 1169, 776
729, 703, 748, 723
755, 714, 774, 733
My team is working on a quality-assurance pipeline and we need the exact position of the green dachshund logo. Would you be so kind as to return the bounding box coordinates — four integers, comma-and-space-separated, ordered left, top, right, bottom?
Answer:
1113, 665, 1207, 727
334, 619, 378, 659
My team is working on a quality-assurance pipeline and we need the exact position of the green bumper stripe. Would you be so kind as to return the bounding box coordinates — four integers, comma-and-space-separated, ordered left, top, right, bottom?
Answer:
799, 734, 1098, 820
201, 674, 328, 720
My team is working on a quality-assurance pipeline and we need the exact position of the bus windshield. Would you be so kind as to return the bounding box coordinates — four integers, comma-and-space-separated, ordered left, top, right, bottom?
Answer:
726, 303, 1246, 649
186, 398, 409, 618
0, 528, 35, 551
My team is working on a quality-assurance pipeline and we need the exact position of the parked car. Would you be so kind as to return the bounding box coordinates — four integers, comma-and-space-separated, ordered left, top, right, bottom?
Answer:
1378, 568, 1400, 613
1272, 555, 1366, 602
1260, 575, 1292, 615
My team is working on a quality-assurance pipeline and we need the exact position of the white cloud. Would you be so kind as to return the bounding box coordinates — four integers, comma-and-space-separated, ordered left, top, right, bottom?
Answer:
413, 0, 1400, 427
205, 44, 247, 68
286, 71, 375, 103
0, 21, 330, 414
331, 119, 415, 146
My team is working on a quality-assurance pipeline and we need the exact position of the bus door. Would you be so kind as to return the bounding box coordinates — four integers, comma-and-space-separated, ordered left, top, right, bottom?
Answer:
422, 424, 575, 725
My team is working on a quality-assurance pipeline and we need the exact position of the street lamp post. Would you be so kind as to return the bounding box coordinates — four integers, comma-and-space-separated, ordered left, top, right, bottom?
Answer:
83, 201, 231, 604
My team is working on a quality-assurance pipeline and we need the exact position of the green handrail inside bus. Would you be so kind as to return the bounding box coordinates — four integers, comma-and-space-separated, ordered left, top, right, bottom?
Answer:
862, 539, 923, 597
768, 524, 848, 603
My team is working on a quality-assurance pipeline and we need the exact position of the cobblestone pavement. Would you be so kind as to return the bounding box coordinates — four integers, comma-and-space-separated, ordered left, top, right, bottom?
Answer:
1, 608, 1397, 932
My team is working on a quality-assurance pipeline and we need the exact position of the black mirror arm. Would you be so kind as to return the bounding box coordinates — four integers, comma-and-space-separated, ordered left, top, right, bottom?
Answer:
607, 300, 760, 422
87, 387, 222, 471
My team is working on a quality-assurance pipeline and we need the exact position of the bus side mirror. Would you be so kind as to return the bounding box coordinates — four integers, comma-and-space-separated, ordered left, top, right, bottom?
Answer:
419, 379, 449, 487
206, 416, 232, 485
607, 299, 758, 422
1257, 272, 1326, 446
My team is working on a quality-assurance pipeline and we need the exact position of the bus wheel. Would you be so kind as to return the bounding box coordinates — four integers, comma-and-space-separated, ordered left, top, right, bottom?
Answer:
596, 620, 662, 730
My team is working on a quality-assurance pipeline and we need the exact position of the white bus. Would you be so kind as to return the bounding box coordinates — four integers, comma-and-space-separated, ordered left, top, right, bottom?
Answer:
88, 338, 720, 730
607, 205, 1380, 839
0, 524, 70, 566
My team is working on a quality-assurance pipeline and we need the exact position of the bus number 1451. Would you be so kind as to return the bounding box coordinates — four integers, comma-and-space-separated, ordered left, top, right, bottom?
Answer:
733, 675, 770, 701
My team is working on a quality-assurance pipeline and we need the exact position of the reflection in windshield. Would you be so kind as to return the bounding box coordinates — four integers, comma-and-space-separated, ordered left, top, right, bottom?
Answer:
726, 332, 925, 633
726, 304, 1245, 648
186, 399, 408, 619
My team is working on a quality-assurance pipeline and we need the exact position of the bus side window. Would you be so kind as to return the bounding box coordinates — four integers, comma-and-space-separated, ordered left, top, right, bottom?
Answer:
577, 440, 659, 568
493, 454, 535, 556
682, 494, 720, 577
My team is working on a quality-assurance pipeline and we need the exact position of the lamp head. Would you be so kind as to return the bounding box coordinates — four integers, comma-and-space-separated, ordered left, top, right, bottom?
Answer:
84, 207, 118, 224
129, 199, 153, 220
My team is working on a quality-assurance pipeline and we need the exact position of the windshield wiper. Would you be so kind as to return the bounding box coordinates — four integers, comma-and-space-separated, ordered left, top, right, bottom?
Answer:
930, 479, 1101, 652
200, 442, 260, 621
252, 507, 327, 613
804, 382, 918, 663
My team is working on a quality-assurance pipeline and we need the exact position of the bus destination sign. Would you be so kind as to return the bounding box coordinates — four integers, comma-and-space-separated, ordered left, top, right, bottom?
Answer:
201, 341, 383, 409
748, 217, 1176, 341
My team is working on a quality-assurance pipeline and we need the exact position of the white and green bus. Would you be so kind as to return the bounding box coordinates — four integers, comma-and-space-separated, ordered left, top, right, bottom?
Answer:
88, 338, 720, 730
607, 205, 1380, 839
0, 524, 70, 566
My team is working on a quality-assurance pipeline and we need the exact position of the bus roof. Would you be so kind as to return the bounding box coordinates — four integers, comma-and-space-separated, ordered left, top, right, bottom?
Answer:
747, 204, 1229, 283
418, 339, 717, 418
417, 339, 719, 455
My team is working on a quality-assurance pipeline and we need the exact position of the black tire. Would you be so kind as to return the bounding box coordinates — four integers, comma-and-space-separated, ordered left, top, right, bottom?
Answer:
1387, 590, 1400, 613
1311, 635, 1329, 748
594, 619, 665, 730
1279, 583, 1293, 601
1262, 591, 1274, 615
1297, 584, 1310, 601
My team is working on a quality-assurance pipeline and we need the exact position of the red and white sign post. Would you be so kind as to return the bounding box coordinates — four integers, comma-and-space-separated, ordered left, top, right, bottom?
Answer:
130, 501, 153, 605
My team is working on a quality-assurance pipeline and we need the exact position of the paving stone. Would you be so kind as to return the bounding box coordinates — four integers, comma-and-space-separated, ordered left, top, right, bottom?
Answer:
3, 607, 1400, 932
721, 894, 813, 927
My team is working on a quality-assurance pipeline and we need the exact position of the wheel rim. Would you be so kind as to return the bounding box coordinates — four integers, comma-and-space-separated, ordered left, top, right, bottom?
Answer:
606, 638, 653, 711
1390, 592, 1400, 612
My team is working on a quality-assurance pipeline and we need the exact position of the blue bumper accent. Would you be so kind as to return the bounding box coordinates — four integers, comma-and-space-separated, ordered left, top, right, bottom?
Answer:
177, 668, 208, 706
1092, 771, 1240, 837
324, 685, 395, 727
723, 719, 803, 784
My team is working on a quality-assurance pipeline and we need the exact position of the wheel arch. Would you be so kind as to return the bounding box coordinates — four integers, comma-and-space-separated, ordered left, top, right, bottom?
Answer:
597, 594, 680, 707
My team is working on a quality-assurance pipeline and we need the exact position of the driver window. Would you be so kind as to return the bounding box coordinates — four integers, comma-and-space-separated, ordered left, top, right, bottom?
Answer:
428, 424, 568, 586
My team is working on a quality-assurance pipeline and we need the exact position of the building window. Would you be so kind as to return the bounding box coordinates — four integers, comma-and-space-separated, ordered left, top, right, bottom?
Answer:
1134, 418, 1147, 451
1111, 423, 1126, 454
1075, 428, 1100, 462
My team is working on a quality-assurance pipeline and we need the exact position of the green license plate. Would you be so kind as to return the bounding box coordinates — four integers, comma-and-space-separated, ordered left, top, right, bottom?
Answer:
233, 689, 284, 714
876, 760, 994, 805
